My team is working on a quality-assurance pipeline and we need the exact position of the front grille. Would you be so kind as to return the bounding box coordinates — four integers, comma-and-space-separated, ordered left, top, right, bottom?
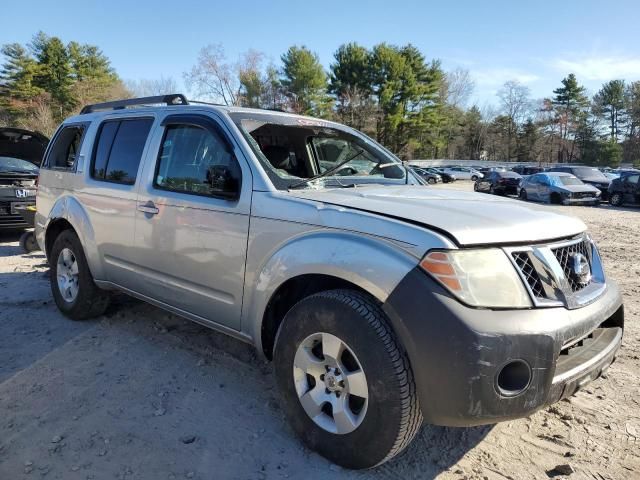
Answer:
512, 252, 545, 298
552, 239, 592, 292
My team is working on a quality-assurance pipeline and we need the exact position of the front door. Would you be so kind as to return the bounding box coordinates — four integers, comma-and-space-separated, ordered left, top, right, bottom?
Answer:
623, 174, 640, 204
133, 113, 252, 330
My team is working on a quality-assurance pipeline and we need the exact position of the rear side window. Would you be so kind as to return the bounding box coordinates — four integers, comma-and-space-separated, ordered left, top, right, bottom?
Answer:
46, 125, 87, 169
91, 118, 153, 185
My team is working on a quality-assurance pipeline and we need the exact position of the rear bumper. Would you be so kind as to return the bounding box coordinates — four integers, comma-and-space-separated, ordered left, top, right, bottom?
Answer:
383, 268, 624, 427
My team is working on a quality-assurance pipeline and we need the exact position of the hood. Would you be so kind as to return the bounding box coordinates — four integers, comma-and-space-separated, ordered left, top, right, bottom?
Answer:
0, 128, 49, 166
580, 176, 610, 186
557, 184, 599, 193
288, 186, 586, 246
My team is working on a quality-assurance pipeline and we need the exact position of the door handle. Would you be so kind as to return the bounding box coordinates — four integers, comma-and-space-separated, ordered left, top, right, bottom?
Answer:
137, 202, 159, 215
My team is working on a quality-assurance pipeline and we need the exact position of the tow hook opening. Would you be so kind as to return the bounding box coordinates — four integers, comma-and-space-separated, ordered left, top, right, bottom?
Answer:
496, 360, 531, 397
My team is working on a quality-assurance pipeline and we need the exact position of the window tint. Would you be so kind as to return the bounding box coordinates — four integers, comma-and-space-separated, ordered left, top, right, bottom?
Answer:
47, 125, 86, 169
91, 118, 153, 185
626, 174, 639, 185
155, 124, 241, 198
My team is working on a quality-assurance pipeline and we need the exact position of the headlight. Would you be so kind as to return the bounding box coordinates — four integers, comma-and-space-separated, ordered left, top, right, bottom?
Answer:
420, 249, 532, 308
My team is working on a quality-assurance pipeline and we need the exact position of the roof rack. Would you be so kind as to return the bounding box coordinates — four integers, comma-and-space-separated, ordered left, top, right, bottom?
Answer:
80, 94, 189, 114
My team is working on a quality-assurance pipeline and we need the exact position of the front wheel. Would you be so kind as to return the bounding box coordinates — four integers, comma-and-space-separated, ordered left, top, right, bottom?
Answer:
471, 175, 478, 181
19, 231, 39, 253
427, 177, 436, 184
274, 290, 422, 469
519, 189, 528, 200
473, 182, 479, 191
50, 230, 110, 320
610, 192, 623, 207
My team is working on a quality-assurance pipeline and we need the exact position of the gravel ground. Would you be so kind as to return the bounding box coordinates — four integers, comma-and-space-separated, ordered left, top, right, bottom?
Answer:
0, 183, 638, 480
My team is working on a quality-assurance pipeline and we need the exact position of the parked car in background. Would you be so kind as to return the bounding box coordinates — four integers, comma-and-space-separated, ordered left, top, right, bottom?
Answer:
429, 167, 456, 183
36, 95, 623, 469
477, 166, 507, 175
519, 172, 600, 205
440, 166, 483, 180
409, 166, 442, 184
0, 127, 49, 230
547, 166, 611, 200
511, 165, 545, 176
608, 172, 640, 207
474, 170, 522, 195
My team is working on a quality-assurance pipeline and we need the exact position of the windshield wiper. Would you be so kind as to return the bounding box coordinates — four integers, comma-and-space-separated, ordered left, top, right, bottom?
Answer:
288, 148, 366, 190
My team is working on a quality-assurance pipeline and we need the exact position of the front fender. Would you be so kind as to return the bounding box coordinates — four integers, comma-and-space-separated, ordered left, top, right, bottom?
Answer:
242, 229, 418, 352
42, 195, 104, 279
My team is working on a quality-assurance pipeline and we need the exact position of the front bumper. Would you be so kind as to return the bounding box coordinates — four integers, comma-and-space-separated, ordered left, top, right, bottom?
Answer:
562, 196, 600, 205
0, 199, 36, 229
383, 268, 624, 427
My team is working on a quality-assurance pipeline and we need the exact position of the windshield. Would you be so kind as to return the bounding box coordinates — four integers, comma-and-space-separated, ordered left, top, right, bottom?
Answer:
0, 156, 39, 172
571, 167, 607, 180
548, 175, 583, 187
230, 113, 410, 190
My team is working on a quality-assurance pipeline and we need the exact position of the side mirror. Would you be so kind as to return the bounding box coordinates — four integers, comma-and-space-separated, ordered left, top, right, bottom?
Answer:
206, 164, 241, 200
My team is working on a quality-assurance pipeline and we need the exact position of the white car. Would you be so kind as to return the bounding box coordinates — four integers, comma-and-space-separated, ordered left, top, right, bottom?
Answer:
440, 166, 484, 181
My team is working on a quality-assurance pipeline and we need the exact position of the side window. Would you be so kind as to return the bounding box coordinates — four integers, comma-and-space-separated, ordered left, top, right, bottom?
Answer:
91, 118, 153, 185
46, 125, 86, 169
625, 174, 639, 185
154, 124, 241, 199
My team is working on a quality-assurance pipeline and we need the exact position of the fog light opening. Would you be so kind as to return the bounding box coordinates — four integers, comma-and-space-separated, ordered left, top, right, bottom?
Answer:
496, 360, 531, 397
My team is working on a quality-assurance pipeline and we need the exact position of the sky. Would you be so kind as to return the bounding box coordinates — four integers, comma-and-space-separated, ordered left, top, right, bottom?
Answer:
2, 0, 640, 107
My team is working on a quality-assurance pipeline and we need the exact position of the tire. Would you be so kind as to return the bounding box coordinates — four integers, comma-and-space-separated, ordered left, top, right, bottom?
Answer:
471, 175, 478, 181
50, 230, 110, 320
519, 189, 527, 200
427, 177, 435, 184
19, 231, 39, 253
473, 183, 479, 191
610, 192, 623, 207
550, 192, 562, 205
489, 185, 495, 195
274, 290, 422, 469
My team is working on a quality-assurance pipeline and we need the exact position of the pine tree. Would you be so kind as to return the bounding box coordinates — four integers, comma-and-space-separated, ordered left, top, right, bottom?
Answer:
280, 46, 331, 117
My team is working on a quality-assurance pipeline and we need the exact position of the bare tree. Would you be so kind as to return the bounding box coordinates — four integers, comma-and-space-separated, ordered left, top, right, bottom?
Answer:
498, 80, 531, 160
126, 76, 178, 97
443, 68, 475, 108
184, 44, 240, 105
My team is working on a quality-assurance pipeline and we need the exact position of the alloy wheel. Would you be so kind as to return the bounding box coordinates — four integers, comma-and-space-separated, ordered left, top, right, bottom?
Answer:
56, 247, 79, 303
293, 332, 368, 435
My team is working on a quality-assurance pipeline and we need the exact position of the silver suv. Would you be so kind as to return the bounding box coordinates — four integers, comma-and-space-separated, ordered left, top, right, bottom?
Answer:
36, 95, 624, 469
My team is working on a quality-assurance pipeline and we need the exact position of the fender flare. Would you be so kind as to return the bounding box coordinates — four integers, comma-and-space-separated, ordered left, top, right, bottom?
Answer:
242, 230, 419, 353
44, 195, 105, 279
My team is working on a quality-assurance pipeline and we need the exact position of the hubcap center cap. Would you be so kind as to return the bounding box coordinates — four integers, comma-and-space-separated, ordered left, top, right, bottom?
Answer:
324, 371, 342, 392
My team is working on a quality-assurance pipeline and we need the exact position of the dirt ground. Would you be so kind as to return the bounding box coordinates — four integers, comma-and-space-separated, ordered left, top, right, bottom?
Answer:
0, 183, 638, 480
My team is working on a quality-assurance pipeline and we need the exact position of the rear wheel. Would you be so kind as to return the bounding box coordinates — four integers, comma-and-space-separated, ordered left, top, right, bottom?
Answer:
50, 230, 110, 320
274, 290, 422, 469
489, 185, 495, 195
610, 192, 623, 207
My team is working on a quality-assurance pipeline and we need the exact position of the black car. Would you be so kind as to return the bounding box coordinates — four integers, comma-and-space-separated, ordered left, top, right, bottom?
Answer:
511, 165, 545, 176
428, 167, 456, 183
0, 128, 48, 230
546, 166, 610, 200
608, 172, 640, 207
474, 170, 522, 195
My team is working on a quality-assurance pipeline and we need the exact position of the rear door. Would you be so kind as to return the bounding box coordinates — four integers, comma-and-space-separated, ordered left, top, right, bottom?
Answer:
133, 112, 252, 330
77, 115, 155, 285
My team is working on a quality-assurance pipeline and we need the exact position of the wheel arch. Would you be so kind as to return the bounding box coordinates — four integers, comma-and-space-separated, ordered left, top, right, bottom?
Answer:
243, 231, 419, 359
43, 196, 104, 279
